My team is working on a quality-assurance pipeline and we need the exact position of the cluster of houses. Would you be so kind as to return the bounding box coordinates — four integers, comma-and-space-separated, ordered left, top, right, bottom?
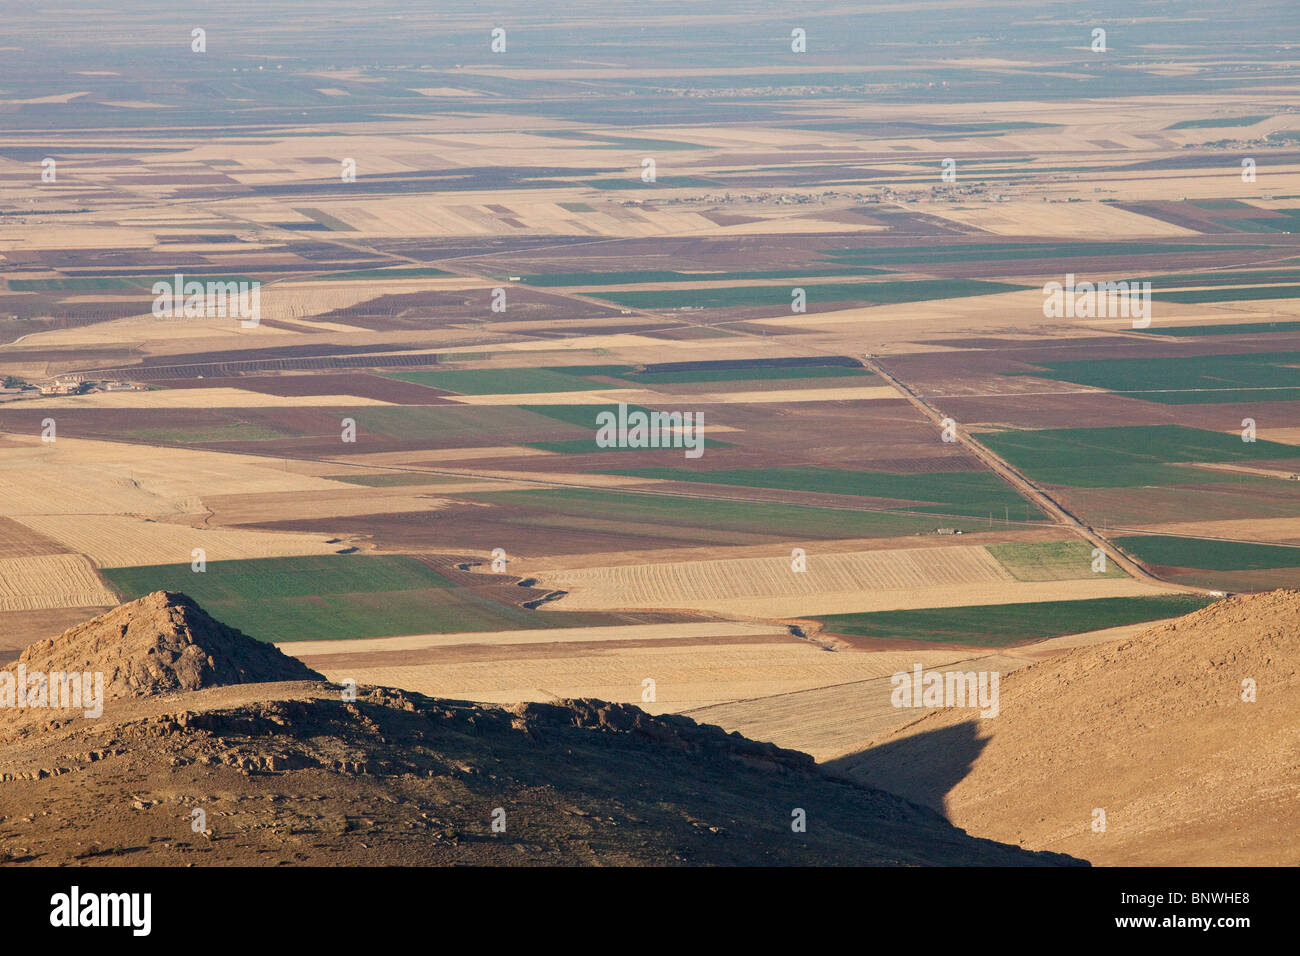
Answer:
0, 376, 144, 400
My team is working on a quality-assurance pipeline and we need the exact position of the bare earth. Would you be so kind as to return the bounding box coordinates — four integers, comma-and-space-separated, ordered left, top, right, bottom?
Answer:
833, 590, 1300, 866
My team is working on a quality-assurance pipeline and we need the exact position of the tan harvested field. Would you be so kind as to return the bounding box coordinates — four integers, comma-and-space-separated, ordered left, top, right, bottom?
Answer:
285, 612, 1195, 763
683, 615, 1194, 761
296, 636, 966, 714
544, 574, 1170, 618
281, 620, 787, 657
202, 488, 453, 525
1125, 517, 1300, 545
924, 200, 1198, 238
0, 226, 153, 250
530, 543, 1161, 617
13, 513, 340, 568
684, 650, 1034, 761
512, 528, 1071, 573
744, 288, 1225, 342
0, 553, 119, 611
241, 194, 727, 239
536, 544, 1016, 611
0, 435, 345, 517
1177, 460, 1300, 480
4, 311, 291, 349
1246, 426, 1300, 446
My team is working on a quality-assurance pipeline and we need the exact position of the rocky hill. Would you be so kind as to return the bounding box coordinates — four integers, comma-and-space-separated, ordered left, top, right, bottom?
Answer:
834, 590, 1300, 865
0, 592, 1077, 866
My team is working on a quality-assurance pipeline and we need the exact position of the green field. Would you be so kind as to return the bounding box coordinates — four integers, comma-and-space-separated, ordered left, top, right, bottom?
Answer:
1115, 535, 1300, 571
1152, 283, 1300, 303
1114, 388, 1300, 405
8, 274, 257, 292
987, 540, 1126, 580
121, 404, 595, 447
385, 366, 631, 395
813, 595, 1216, 647
1168, 115, 1269, 129
1011, 352, 1300, 404
1139, 321, 1300, 336
1139, 270, 1300, 289
590, 279, 1024, 310
519, 403, 660, 429
102, 554, 562, 642
605, 467, 1046, 519
1025, 462, 1253, 489
519, 267, 888, 287
614, 365, 874, 385
475, 487, 996, 539
132, 423, 293, 443
982, 425, 1300, 478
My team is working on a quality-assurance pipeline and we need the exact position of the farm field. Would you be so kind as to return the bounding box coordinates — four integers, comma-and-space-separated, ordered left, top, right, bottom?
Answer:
1116, 534, 1300, 572
288, 625, 968, 714
981, 424, 1300, 472
1010, 353, 1300, 404
12, 512, 342, 569
528, 538, 1132, 616
607, 466, 1047, 519
586, 278, 1027, 311
811, 594, 1215, 648
101, 554, 643, 642
1126, 515, 1300, 545
535, 544, 1019, 610
681, 648, 1037, 761
440, 487, 1003, 546
987, 540, 1126, 580
0, 553, 119, 612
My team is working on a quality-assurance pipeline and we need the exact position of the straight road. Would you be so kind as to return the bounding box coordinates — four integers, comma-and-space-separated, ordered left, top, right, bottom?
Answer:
860, 353, 1209, 594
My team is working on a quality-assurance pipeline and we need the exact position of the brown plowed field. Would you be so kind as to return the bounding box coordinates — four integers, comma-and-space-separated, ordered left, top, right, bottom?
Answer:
315, 287, 623, 331
1058, 483, 1300, 526
0, 516, 68, 559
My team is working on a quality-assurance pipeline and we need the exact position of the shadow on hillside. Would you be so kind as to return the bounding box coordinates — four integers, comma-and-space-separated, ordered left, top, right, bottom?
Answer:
825, 718, 988, 816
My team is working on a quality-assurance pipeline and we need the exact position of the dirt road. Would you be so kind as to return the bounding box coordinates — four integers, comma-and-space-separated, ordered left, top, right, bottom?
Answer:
859, 353, 1206, 594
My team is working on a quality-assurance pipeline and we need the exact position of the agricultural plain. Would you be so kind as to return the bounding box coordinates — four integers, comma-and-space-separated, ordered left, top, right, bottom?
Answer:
0, 1, 1297, 861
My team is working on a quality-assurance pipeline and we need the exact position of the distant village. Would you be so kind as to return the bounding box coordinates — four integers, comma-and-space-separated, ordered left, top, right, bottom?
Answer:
0, 375, 146, 401
637, 183, 1022, 209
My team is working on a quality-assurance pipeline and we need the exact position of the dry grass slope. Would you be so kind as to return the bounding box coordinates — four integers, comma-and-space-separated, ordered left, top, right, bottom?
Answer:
834, 590, 1300, 865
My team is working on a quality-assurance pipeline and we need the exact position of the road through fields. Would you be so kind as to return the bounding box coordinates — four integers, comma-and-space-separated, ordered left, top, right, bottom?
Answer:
860, 353, 1210, 595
